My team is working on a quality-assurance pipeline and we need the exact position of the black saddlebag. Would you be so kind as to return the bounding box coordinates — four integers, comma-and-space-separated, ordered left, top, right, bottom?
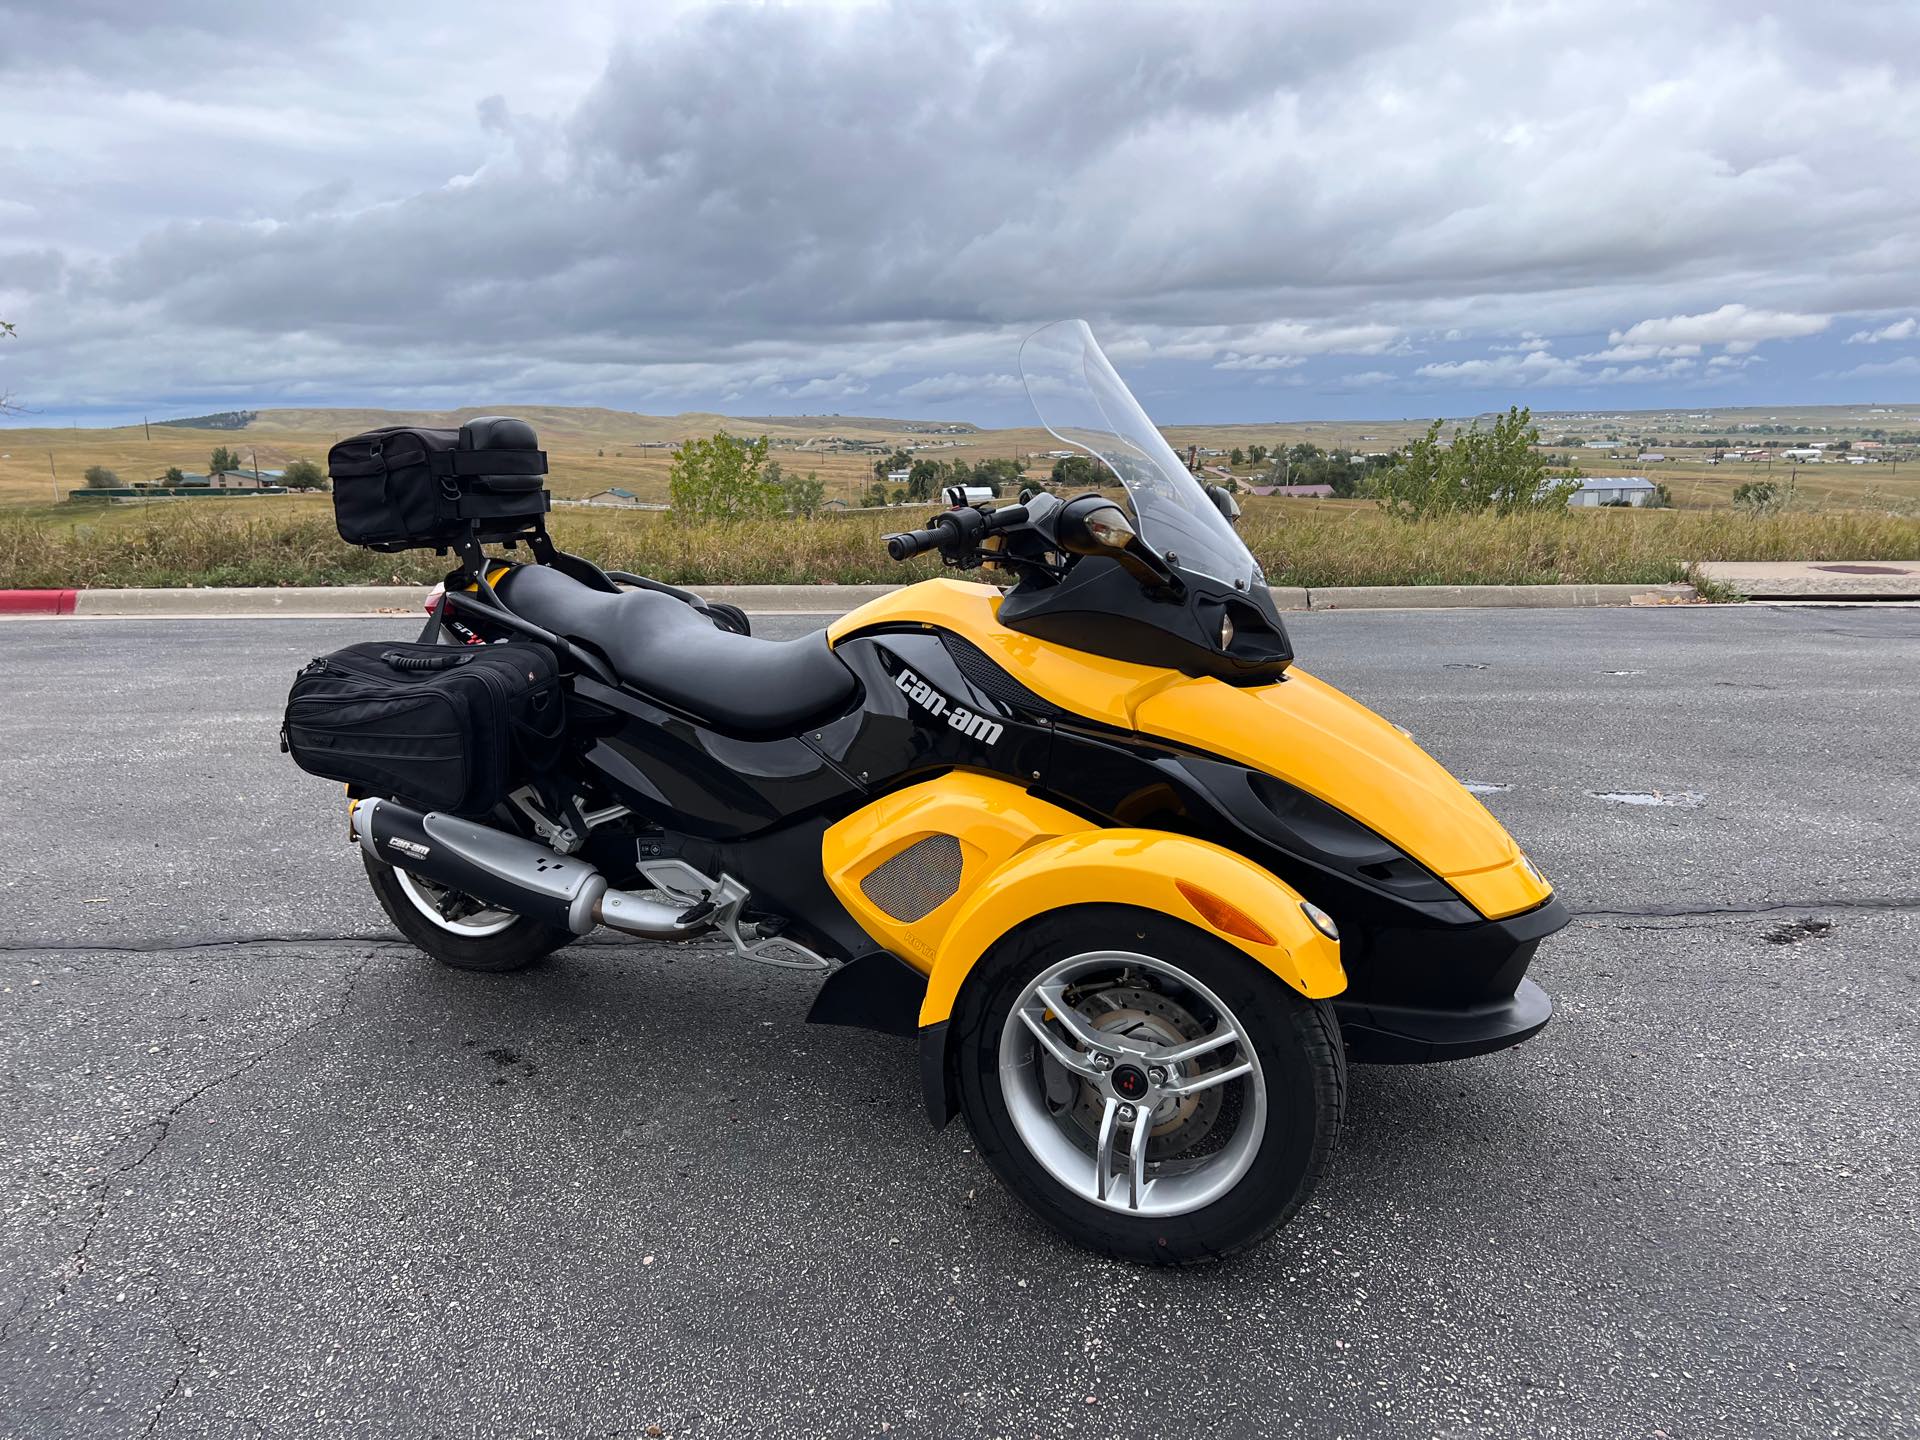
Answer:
281, 641, 565, 815
328, 415, 549, 552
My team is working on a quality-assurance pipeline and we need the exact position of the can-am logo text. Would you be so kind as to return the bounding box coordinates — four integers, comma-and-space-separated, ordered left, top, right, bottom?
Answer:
895, 668, 1004, 746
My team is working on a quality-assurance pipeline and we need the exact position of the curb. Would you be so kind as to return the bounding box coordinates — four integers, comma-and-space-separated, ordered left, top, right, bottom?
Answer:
1691, 559, 1920, 601
1307, 582, 1696, 610
9, 580, 1703, 617
0, 589, 78, 615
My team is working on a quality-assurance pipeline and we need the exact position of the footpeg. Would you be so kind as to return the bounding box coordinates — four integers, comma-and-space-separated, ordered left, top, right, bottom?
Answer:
638, 860, 829, 971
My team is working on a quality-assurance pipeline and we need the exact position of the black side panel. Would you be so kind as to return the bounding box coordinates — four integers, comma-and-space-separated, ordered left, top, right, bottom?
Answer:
919, 1020, 956, 1129
663, 816, 875, 965
805, 952, 927, 1037
1337, 977, 1554, 1063
820, 632, 1055, 793
577, 675, 862, 840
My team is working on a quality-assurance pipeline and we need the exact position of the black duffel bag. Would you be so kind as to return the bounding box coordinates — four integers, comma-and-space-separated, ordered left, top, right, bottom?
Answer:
329, 415, 550, 552
281, 641, 565, 815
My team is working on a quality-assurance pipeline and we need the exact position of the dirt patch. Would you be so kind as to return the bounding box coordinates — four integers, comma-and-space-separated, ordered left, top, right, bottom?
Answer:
1764, 918, 1834, 945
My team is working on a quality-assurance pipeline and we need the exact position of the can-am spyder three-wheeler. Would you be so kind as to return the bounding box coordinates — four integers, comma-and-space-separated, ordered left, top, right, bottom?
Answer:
283, 319, 1568, 1263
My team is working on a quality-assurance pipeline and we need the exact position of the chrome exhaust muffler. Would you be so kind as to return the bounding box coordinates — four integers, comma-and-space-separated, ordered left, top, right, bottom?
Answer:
350, 797, 708, 939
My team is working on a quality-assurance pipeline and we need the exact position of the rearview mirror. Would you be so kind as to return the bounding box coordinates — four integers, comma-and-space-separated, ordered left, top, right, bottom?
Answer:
1205, 484, 1242, 524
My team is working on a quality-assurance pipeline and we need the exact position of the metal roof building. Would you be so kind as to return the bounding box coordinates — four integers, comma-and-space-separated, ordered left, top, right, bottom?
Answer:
1569, 476, 1658, 508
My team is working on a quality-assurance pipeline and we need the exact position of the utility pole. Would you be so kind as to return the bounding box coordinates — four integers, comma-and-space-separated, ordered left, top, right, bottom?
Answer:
48, 451, 57, 501
144, 415, 151, 443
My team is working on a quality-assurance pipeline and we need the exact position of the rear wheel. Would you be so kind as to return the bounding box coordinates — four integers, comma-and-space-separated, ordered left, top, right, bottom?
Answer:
953, 905, 1344, 1264
362, 849, 574, 973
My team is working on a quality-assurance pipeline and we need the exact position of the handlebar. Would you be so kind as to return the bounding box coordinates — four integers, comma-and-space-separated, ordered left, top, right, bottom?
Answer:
883, 503, 1030, 563
885, 525, 949, 562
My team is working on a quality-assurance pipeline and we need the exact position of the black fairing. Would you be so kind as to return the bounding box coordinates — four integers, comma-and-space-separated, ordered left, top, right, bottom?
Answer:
997, 553, 1293, 683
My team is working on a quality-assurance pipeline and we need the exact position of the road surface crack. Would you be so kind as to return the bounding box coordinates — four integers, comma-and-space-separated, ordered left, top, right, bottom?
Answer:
0, 956, 371, 1351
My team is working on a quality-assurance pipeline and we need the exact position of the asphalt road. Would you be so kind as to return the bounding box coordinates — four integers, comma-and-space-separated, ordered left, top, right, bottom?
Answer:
1, 606, 1916, 1440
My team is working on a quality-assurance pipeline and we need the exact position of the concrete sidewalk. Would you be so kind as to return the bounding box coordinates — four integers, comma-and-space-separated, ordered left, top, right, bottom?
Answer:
5, 579, 1699, 617
1694, 559, 1920, 599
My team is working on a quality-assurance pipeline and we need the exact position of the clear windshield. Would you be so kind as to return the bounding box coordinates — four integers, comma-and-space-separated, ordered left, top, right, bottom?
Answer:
1019, 319, 1259, 589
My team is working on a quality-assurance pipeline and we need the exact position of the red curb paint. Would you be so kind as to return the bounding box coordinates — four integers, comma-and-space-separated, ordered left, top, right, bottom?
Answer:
0, 589, 77, 615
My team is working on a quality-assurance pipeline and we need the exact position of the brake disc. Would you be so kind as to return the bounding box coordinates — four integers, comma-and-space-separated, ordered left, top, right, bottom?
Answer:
1060, 985, 1224, 1161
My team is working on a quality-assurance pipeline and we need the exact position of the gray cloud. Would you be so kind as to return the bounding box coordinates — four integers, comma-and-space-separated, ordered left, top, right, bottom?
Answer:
4, 0, 1920, 421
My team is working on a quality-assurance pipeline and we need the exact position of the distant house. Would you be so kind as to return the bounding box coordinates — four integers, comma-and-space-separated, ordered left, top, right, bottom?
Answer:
1248, 483, 1335, 499
1583, 440, 1620, 450
210, 469, 280, 489
1781, 448, 1824, 460
585, 487, 639, 505
1637, 452, 1666, 463
886, 469, 910, 485
1568, 476, 1658, 508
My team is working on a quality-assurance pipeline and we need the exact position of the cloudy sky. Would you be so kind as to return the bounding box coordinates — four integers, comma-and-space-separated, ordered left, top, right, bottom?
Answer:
4, 0, 1918, 427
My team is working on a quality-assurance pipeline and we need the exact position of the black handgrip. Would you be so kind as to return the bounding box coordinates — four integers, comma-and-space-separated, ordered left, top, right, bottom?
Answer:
985, 504, 1029, 530
885, 525, 947, 562
381, 648, 468, 671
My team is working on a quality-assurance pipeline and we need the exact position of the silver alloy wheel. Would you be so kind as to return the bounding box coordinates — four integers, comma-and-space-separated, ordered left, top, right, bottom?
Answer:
393, 868, 520, 938
998, 949, 1267, 1217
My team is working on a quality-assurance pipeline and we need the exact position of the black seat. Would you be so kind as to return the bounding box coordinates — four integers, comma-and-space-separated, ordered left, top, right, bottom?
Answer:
496, 563, 857, 736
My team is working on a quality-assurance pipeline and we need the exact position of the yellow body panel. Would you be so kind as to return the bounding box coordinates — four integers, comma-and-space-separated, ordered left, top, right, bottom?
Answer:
821, 774, 1345, 1022
832, 577, 1552, 922
1132, 672, 1553, 920
918, 829, 1345, 1024
821, 773, 1090, 972
830, 579, 1182, 729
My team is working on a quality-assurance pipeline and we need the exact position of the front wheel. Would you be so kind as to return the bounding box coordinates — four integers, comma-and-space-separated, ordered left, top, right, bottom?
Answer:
953, 905, 1344, 1264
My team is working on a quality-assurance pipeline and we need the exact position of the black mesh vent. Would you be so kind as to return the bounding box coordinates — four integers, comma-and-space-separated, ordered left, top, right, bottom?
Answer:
938, 632, 1062, 719
860, 834, 964, 922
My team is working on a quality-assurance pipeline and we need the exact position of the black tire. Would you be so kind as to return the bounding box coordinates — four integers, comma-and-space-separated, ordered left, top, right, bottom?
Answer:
953, 904, 1344, 1265
362, 849, 574, 973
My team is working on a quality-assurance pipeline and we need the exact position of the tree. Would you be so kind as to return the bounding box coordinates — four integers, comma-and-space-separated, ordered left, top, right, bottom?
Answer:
668, 432, 784, 521
785, 470, 826, 517
83, 465, 120, 489
1249, 444, 1267, 465
164, 466, 184, 484
862, 483, 889, 508
973, 456, 1024, 493
209, 445, 238, 474
282, 458, 326, 490
1049, 454, 1102, 489
1229, 447, 1245, 467
873, 448, 910, 481
1374, 407, 1581, 521
1732, 480, 1782, 517
906, 458, 942, 502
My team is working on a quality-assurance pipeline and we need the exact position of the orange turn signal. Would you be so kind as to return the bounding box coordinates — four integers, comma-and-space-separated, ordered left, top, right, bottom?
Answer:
1176, 880, 1276, 947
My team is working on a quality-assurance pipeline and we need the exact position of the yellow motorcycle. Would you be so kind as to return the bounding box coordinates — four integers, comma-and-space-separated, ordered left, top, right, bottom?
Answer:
286, 320, 1565, 1262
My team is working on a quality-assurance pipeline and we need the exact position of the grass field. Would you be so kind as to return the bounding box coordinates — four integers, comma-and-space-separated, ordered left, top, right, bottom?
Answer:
6, 401, 1918, 515
2, 400, 1914, 590
4, 495, 1915, 591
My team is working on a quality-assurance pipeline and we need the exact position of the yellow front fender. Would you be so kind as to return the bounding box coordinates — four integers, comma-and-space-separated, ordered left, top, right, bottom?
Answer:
918, 828, 1347, 1025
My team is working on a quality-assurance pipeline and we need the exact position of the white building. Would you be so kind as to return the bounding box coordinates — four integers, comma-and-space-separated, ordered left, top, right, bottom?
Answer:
1568, 476, 1658, 508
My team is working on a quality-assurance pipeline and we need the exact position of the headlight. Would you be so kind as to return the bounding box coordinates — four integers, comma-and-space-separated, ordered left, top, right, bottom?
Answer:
1220, 612, 1235, 650
1521, 854, 1549, 888
1300, 900, 1339, 941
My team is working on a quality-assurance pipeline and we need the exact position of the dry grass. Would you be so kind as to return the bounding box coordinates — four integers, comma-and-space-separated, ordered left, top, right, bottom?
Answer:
10, 402, 1919, 513
3, 496, 1915, 590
